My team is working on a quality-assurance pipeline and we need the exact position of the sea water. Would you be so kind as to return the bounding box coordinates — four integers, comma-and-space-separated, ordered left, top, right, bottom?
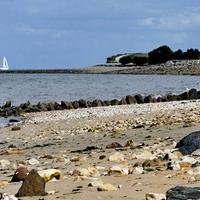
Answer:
0, 73, 200, 106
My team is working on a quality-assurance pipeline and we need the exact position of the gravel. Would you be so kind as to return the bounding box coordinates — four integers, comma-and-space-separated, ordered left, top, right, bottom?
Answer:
25, 100, 200, 124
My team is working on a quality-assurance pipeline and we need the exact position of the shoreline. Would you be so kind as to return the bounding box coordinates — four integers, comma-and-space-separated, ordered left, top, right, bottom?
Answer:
1, 59, 200, 75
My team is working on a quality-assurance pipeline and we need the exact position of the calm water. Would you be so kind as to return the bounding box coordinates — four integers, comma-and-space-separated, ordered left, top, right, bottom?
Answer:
0, 74, 200, 106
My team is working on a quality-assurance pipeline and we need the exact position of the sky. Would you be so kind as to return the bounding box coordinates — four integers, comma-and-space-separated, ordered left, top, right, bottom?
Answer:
0, 0, 200, 69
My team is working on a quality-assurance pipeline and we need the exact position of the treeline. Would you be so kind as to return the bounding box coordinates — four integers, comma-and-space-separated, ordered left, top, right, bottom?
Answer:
117, 45, 200, 65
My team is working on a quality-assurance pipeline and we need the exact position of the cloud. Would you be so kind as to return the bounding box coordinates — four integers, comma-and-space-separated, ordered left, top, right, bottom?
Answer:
141, 13, 200, 31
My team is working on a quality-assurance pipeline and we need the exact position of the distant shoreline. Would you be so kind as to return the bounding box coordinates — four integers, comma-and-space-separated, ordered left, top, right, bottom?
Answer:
1, 59, 200, 75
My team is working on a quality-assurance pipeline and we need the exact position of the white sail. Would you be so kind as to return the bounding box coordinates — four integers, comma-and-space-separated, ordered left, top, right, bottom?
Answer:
0, 57, 9, 70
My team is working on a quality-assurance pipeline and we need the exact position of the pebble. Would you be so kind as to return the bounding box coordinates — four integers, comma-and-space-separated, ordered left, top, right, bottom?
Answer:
97, 183, 118, 191
145, 193, 166, 200
109, 152, 125, 162
28, 158, 40, 165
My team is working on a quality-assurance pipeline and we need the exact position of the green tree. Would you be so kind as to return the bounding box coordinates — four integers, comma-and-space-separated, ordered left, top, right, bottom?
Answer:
148, 45, 173, 64
119, 55, 132, 65
132, 56, 148, 66
183, 48, 200, 59
173, 49, 183, 60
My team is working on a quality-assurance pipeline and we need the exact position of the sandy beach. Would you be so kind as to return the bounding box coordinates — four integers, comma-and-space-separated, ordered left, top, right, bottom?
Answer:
1, 100, 200, 199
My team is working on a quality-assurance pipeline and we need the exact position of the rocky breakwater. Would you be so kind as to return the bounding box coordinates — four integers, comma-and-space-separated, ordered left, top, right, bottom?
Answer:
0, 88, 200, 118
115, 59, 200, 75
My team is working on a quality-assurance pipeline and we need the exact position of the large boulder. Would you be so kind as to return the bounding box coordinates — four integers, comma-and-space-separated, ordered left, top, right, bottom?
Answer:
189, 88, 197, 99
166, 94, 178, 102
125, 95, 137, 104
110, 99, 119, 106
119, 98, 127, 105
61, 101, 73, 109
176, 131, 200, 155
134, 94, 144, 104
78, 99, 88, 108
2, 101, 11, 109
46, 102, 60, 111
144, 95, 154, 103
72, 101, 79, 109
36, 102, 48, 111
166, 186, 200, 200
19, 101, 31, 110
16, 169, 47, 197
104, 100, 111, 106
157, 96, 167, 102
178, 91, 189, 100
92, 99, 102, 107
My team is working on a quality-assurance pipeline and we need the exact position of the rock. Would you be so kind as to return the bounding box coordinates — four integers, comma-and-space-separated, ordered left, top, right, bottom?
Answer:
97, 183, 117, 191
134, 150, 154, 160
78, 99, 88, 108
0, 149, 24, 156
167, 160, 181, 171
112, 127, 125, 134
104, 100, 111, 106
133, 167, 144, 174
134, 94, 144, 104
72, 101, 79, 109
60, 101, 73, 109
176, 131, 200, 155
45, 102, 57, 111
2, 101, 12, 108
72, 167, 99, 177
125, 95, 137, 104
119, 98, 127, 105
189, 88, 197, 99
157, 96, 167, 102
92, 99, 102, 107
166, 186, 200, 200
9, 118, 20, 123
16, 169, 47, 197
124, 139, 136, 147
188, 176, 196, 183
0, 181, 9, 187
0, 159, 11, 169
99, 155, 106, 160
142, 159, 164, 169
188, 166, 200, 175
0, 193, 18, 200
19, 101, 31, 110
110, 99, 119, 106
144, 95, 154, 103
47, 190, 56, 195
88, 179, 103, 187
106, 142, 123, 149
179, 162, 192, 170
38, 169, 62, 182
166, 94, 178, 102
109, 152, 125, 162
178, 91, 189, 100
11, 126, 21, 131
28, 158, 40, 165
11, 167, 29, 182
36, 102, 48, 111
70, 156, 87, 162
108, 163, 129, 176
146, 193, 166, 200
180, 156, 195, 164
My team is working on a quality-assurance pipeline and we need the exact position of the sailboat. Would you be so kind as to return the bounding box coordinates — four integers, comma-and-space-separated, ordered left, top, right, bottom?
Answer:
0, 57, 9, 70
